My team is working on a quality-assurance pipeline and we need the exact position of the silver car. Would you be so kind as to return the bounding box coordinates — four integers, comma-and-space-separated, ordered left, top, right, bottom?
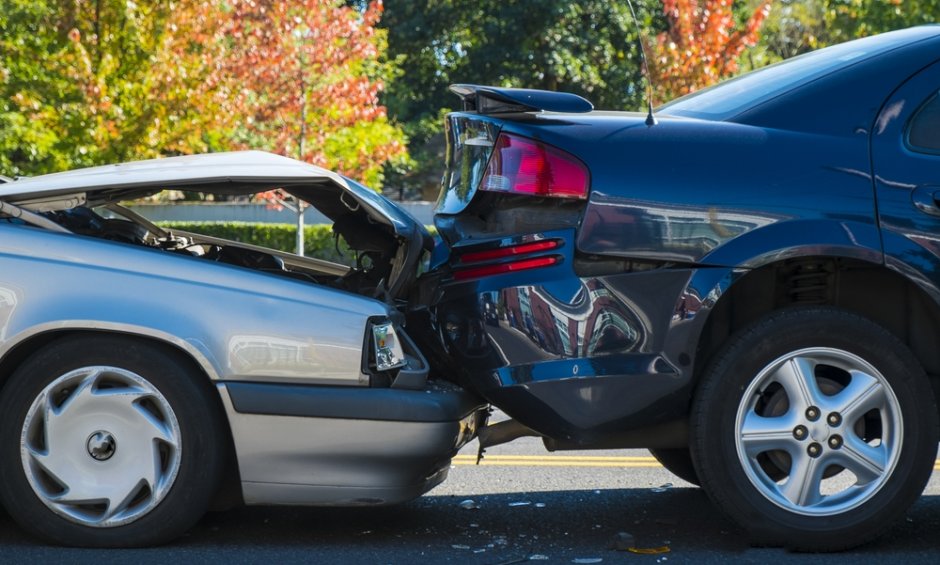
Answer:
0, 151, 486, 547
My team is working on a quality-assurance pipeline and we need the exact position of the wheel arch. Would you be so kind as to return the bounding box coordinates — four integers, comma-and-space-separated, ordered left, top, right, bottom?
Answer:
692, 255, 940, 408
0, 328, 243, 509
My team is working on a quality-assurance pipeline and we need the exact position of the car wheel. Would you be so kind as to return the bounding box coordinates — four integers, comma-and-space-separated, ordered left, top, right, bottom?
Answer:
0, 335, 226, 547
690, 307, 939, 551
649, 448, 700, 486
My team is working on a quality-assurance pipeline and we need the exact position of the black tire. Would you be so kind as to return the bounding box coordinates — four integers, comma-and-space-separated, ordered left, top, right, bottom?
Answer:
649, 448, 700, 486
690, 307, 939, 551
0, 335, 226, 547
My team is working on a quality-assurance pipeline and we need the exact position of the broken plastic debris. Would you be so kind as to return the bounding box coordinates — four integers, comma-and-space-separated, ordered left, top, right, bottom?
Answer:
529, 555, 549, 561
650, 482, 674, 493
572, 559, 603, 564
607, 531, 636, 551
459, 499, 480, 510
473, 549, 487, 554
627, 546, 671, 555
508, 501, 531, 507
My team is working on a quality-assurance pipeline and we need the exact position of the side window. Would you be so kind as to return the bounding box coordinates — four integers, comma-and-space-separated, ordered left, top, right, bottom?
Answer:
908, 92, 940, 154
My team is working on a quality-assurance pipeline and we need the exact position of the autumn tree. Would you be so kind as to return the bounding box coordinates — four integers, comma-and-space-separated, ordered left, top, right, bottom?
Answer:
154, 0, 406, 253
649, 0, 772, 102
158, 0, 406, 188
0, 0, 170, 176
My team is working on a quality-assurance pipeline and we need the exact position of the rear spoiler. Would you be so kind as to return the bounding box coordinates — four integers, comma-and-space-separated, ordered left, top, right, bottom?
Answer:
449, 84, 593, 114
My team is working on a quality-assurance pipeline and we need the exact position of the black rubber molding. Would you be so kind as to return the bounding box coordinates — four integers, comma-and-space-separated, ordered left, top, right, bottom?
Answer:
225, 381, 485, 423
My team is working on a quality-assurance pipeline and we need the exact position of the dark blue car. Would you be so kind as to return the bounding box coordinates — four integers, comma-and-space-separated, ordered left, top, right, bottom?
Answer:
414, 25, 940, 551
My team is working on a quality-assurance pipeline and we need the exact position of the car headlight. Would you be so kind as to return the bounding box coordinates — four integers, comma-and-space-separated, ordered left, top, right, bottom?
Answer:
371, 321, 407, 372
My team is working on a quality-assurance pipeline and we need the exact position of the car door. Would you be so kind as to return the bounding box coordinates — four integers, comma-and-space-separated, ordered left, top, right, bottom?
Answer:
872, 59, 940, 292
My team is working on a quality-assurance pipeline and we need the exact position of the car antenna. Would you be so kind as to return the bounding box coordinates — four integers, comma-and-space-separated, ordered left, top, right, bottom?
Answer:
625, 0, 657, 127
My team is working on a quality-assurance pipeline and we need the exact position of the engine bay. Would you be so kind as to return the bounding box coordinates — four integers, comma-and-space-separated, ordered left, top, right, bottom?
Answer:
42, 204, 402, 299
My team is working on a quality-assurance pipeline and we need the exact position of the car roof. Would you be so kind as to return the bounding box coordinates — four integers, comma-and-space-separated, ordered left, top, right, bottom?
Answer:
0, 150, 346, 203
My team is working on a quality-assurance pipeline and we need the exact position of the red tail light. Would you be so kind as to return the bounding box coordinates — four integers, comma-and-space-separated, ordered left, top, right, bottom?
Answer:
459, 239, 561, 263
453, 238, 563, 281
479, 133, 589, 199
453, 256, 560, 281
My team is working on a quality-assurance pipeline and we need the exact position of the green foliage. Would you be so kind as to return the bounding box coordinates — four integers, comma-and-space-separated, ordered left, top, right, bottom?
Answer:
156, 221, 352, 264
0, 0, 169, 176
758, 0, 940, 61
1, 0, 405, 191
823, 0, 940, 43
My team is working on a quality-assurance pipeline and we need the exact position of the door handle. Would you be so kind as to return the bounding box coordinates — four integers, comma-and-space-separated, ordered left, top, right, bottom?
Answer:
911, 186, 940, 217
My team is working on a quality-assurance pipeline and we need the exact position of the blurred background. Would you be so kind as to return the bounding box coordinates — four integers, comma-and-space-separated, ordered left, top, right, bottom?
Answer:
2, 1, 937, 254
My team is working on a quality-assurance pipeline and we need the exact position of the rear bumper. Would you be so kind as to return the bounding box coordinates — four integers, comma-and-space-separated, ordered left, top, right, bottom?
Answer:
423, 231, 701, 442
217, 380, 486, 506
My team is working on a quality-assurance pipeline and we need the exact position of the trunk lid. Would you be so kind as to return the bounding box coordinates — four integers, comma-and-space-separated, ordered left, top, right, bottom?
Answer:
0, 151, 433, 298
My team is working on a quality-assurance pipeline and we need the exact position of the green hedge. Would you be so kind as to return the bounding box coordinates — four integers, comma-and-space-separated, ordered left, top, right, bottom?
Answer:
156, 221, 352, 264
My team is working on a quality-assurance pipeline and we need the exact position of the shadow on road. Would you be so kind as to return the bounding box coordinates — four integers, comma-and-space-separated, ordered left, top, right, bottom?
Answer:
0, 488, 938, 563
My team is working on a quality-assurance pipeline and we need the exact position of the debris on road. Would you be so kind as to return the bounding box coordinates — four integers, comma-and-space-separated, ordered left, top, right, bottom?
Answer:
650, 483, 673, 493
627, 546, 671, 555
459, 499, 480, 510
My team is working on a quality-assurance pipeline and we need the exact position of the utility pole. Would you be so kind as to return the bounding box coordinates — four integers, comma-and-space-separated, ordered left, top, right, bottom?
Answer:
295, 40, 308, 257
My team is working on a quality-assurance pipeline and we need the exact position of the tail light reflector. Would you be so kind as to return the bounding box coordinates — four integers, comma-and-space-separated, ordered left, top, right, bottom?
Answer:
459, 239, 561, 263
453, 256, 560, 281
479, 133, 589, 199
453, 238, 563, 281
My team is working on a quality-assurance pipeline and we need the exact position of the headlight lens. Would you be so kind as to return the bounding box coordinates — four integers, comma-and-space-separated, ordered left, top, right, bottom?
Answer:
372, 322, 407, 371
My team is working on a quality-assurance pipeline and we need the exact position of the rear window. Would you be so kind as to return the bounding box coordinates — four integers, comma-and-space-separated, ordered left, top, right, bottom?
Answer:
660, 28, 937, 121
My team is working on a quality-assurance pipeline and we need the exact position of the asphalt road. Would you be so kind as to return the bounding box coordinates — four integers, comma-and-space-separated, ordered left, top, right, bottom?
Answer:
2, 434, 939, 563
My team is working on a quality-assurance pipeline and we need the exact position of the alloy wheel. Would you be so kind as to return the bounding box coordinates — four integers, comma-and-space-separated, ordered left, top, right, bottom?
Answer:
734, 347, 902, 516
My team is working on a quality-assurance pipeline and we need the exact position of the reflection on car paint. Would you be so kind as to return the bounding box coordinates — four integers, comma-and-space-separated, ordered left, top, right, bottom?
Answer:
580, 198, 778, 262
0, 285, 18, 341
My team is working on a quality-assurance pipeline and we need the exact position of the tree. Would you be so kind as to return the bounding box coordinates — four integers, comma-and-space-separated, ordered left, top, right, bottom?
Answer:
649, 0, 772, 102
155, 0, 407, 253
757, 0, 940, 62
157, 0, 406, 187
0, 0, 170, 176
380, 0, 656, 199
2, 0, 406, 216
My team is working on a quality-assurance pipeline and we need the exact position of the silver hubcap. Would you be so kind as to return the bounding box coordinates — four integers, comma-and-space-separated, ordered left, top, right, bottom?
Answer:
20, 366, 182, 527
734, 347, 902, 516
